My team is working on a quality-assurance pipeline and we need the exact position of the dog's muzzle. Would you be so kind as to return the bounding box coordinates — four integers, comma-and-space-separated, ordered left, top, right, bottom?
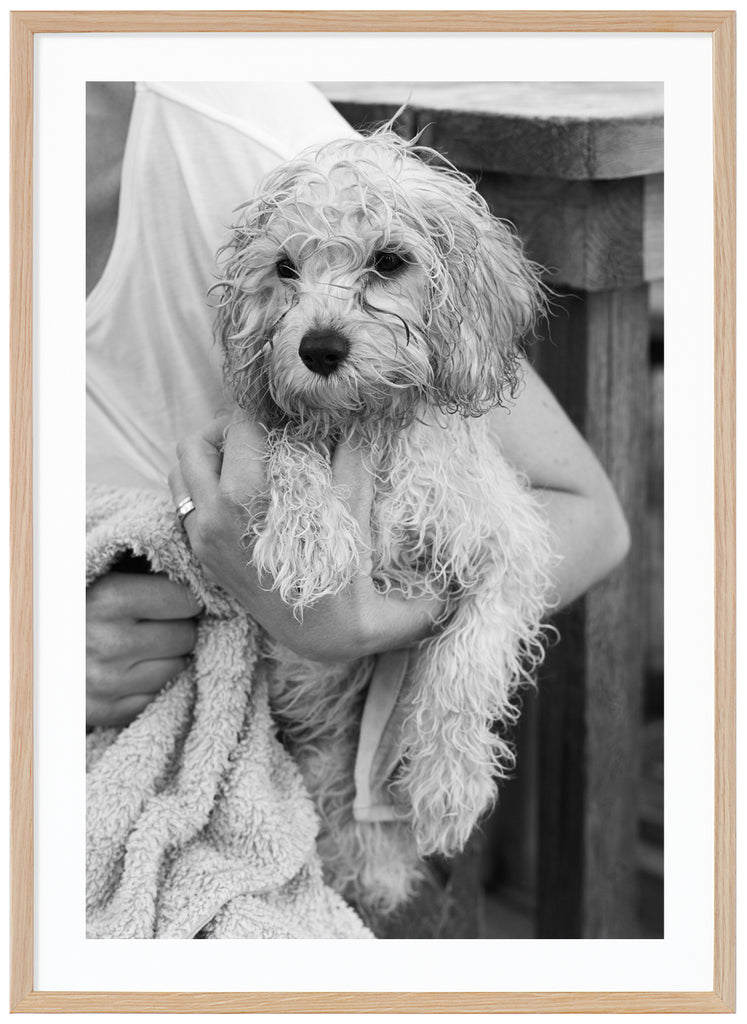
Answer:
298, 329, 349, 376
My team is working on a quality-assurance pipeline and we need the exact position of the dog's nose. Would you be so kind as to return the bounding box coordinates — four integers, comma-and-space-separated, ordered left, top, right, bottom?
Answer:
298, 329, 349, 376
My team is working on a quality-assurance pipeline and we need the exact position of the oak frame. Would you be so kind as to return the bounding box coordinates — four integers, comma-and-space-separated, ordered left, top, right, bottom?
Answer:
9, 10, 736, 1013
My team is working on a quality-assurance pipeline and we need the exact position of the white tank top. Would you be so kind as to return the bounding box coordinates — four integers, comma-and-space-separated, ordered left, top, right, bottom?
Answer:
87, 82, 357, 491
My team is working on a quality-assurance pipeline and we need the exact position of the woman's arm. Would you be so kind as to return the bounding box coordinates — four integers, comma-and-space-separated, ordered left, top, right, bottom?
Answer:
489, 361, 631, 609
169, 359, 631, 659
87, 362, 629, 725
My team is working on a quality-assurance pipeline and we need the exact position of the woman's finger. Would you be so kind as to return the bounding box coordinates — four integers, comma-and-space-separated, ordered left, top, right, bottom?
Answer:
331, 438, 378, 575
168, 461, 204, 548
129, 619, 198, 662
168, 461, 190, 509
89, 572, 202, 621
201, 412, 235, 447
112, 693, 158, 725
171, 414, 267, 517
124, 656, 192, 693
331, 437, 375, 527
173, 428, 225, 510
218, 416, 268, 501
87, 692, 156, 729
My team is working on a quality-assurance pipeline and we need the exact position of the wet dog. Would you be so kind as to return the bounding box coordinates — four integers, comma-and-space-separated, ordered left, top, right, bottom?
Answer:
213, 129, 552, 913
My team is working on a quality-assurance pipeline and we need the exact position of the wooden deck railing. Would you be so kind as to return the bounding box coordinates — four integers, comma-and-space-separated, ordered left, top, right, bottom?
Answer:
319, 82, 664, 939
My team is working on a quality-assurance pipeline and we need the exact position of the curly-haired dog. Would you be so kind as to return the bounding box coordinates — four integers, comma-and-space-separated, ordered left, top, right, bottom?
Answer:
213, 129, 553, 915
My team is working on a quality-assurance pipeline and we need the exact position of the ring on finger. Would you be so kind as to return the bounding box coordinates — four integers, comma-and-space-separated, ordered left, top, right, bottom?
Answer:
175, 496, 196, 526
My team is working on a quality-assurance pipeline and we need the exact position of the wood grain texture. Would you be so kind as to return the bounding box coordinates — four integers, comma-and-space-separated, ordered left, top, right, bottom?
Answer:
643, 175, 664, 283
321, 82, 663, 180
8, 990, 736, 1013
478, 174, 662, 290
535, 288, 648, 939
9, 12, 35, 1013
8, 10, 737, 33
711, 11, 736, 1013
341, 81, 665, 120
536, 602, 586, 937
582, 288, 648, 938
9, 8, 735, 1015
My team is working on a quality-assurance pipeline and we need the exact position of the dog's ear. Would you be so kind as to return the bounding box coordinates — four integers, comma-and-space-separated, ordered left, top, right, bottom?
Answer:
211, 201, 281, 413
425, 193, 545, 416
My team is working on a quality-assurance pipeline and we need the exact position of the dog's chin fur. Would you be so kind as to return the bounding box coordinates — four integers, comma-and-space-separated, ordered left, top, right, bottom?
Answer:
252, 368, 429, 447
211, 128, 554, 918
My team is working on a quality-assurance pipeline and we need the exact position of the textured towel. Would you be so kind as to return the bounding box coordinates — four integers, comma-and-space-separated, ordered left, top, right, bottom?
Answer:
86, 485, 372, 939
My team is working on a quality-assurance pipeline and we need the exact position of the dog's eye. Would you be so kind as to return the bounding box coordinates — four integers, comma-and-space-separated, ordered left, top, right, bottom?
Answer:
276, 256, 299, 280
372, 251, 406, 276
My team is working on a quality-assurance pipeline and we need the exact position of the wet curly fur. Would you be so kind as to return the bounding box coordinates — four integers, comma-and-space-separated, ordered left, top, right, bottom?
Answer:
212, 129, 554, 915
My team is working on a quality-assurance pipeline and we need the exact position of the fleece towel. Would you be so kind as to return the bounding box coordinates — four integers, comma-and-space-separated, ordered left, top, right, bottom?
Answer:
86, 485, 372, 940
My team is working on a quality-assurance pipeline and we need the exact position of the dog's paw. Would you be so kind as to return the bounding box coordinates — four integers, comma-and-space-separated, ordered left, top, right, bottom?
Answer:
252, 522, 360, 613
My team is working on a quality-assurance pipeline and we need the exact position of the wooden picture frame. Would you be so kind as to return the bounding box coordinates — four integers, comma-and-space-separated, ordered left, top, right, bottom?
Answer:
9, 11, 735, 1013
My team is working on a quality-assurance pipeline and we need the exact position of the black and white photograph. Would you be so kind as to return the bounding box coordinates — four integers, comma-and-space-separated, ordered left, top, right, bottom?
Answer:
85, 80, 663, 942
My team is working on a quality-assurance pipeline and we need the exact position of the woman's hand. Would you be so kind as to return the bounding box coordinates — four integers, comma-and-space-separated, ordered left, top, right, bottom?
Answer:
87, 572, 202, 727
168, 415, 442, 662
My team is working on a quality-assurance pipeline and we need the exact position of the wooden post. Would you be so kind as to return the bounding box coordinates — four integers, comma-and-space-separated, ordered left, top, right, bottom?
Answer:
534, 288, 649, 937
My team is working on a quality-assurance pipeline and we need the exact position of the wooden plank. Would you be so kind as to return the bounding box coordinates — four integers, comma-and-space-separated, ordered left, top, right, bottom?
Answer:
643, 174, 664, 283
320, 82, 663, 179
9, 11, 35, 1013
478, 174, 662, 291
536, 605, 587, 937
583, 288, 648, 938
646, 367, 664, 677
10, 989, 735, 1014
535, 287, 648, 938
589, 115, 664, 179
419, 109, 663, 182
12, 11, 736, 33
711, 10, 736, 1011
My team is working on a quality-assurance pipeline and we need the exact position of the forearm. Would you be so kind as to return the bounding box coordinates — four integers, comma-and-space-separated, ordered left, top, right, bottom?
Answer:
490, 362, 631, 611
533, 485, 631, 611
